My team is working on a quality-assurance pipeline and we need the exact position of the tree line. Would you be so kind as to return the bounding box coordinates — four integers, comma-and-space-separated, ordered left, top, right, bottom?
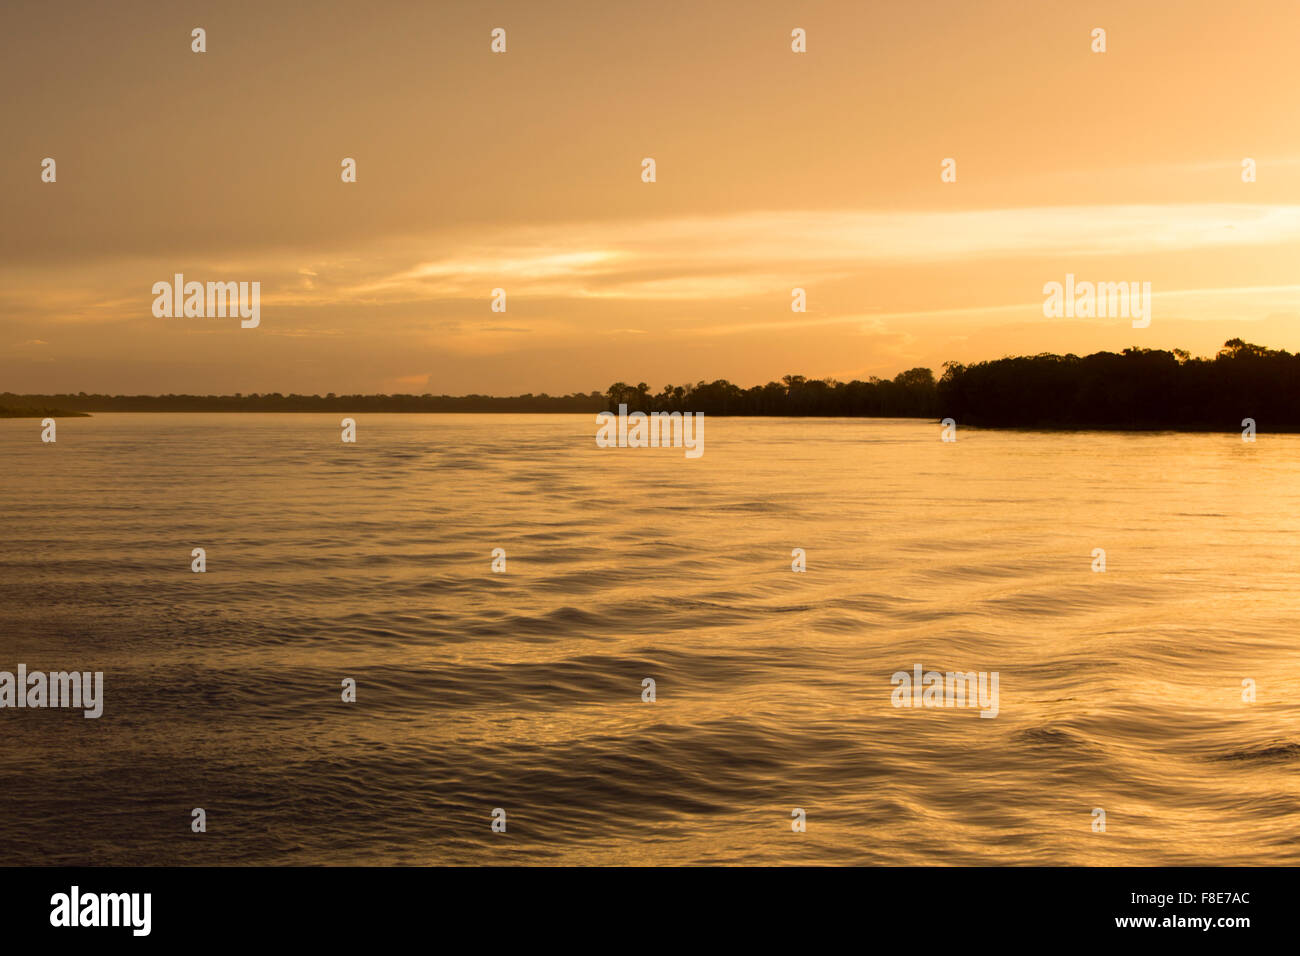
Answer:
0, 391, 607, 414
7, 340, 1298, 428
938, 339, 1300, 429
2, 368, 939, 417
603, 369, 937, 416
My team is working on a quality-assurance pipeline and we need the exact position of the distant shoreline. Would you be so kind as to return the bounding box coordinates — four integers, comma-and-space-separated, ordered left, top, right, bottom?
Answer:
0, 407, 91, 418
8, 340, 1299, 430
6, 411, 1297, 434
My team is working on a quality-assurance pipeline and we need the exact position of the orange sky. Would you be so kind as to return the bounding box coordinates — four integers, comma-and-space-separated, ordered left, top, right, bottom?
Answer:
3, 0, 1300, 394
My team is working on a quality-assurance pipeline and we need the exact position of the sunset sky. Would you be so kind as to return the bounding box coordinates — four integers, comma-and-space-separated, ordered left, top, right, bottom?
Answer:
3, 0, 1300, 395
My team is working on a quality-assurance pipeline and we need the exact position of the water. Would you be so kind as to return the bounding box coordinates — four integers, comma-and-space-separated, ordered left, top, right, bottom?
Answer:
2, 413, 1298, 865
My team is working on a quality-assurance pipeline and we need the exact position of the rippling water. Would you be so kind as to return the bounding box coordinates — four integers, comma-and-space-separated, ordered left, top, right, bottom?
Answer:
2, 413, 1299, 865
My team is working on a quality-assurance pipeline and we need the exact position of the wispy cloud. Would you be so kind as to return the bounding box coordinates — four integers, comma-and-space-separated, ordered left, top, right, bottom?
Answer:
314, 204, 1300, 305
5, 204, 1300, 327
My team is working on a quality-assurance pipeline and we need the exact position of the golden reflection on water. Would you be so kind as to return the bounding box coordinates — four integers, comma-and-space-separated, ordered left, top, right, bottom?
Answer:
1, 414, 1299, 864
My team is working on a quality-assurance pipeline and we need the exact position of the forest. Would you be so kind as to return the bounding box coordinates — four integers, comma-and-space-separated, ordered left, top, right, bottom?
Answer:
7, 340, 1297, 429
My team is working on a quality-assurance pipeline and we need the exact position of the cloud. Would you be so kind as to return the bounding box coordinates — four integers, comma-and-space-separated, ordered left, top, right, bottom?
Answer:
391, 373, 430, 387
5, 204, 1300, 333
314, 204, 1300, 306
